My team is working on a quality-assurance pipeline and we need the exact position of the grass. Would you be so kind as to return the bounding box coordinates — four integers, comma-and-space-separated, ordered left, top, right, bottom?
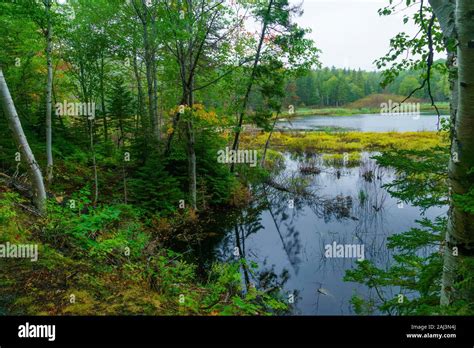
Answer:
358, 190, 368, 204
243, 131, 448, 154
322, 152, 362, 167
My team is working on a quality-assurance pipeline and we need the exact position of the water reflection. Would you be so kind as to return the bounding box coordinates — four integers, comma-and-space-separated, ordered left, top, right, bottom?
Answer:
276, 113, 448, 132
203, 152, 446, 314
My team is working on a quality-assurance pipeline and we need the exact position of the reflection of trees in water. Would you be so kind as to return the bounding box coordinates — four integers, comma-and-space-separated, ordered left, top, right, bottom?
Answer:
262, 184, 303, 274
262, 158, 390, 282
315, 229, 361, 278
215, 199, 264, 264
210, 152, 416, 313
214, 199, 294, 300
290, 153, 401, 311
257, 264, 292, 298
271, 159, 360, 223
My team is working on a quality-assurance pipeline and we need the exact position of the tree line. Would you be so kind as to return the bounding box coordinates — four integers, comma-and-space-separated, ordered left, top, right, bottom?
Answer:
282, 64, 449, 108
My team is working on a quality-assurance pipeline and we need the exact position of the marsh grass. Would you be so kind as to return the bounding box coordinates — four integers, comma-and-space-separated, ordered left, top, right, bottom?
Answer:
244, 131, 447, 154
322, 153, 362, 167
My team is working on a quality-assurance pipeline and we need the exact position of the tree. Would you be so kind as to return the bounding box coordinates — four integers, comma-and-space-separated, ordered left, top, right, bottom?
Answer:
161, 0, 237, 210
440, 0, 474, 306
44, 0, 54, 185
108, 76, 134, 148
132, 0, 160, 141
0, 68, 46, 214
377, 0, 474, 306
230, 0, 319, 172
399, 76, 420, 97
11, 0, 58, 185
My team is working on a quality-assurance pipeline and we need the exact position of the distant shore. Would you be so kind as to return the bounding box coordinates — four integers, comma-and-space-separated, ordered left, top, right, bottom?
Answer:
281, 102, 450, 117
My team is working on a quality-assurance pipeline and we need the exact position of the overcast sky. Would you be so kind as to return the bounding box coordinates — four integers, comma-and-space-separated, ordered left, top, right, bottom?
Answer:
290, 0, 422, 71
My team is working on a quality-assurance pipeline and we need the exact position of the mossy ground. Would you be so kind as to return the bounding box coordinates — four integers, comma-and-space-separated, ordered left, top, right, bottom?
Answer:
0, 190, 287, 316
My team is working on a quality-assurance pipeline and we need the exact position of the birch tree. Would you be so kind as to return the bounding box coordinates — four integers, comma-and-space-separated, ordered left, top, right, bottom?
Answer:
132, 0, 160, 142
16, 0, 57, 184
44, 0, 54, 184
379, 0, 474, 306
0, 68, 47, 214
230, 0, 318, 172
437, 0, 474, 305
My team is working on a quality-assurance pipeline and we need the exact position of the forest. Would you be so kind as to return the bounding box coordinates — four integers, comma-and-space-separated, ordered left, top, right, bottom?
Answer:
0, 0, 473, 317
288, 64, 449, 108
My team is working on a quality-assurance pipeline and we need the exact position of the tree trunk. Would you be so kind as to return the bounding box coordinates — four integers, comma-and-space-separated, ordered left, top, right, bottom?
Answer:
45, 0, 53, 185
186, 3, 197, 210
143, 22, 155, 139
0, 68, 47, 214
440, 50, 459, 306
260, 116, 278, 167
90, 119, 99, 206
441, 0, 474, 305
139, 2, 159, 142
123, 163, 128, 204
186, 119, 197, 210
132, 51, 146, 136
100, 54, 108, 142
151, 13, 160, 141
186, 64, 197, 210
230, 0, 273, 172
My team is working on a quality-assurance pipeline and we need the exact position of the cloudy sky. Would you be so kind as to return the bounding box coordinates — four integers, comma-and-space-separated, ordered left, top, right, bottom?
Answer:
290, 0, 421, 70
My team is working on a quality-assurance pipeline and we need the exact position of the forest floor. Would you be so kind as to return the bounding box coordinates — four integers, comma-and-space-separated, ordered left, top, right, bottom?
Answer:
0, 188, 288, 316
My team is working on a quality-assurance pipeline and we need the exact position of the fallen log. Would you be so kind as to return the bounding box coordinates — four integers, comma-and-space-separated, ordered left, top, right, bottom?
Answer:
0, 172, 32, 198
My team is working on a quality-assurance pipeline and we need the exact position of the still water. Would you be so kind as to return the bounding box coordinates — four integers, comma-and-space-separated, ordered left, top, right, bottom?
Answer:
276, 113, 447, 132
200, 152, 446, 315
194, 114, 447, 315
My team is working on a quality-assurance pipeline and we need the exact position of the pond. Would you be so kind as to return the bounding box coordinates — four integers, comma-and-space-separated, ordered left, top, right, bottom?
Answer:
197, 152, 446, 315
276, 113, 448, 132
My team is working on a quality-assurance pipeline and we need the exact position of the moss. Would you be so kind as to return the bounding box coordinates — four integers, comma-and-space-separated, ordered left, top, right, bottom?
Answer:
0, 193, 287, 316
243, 131, 447, 154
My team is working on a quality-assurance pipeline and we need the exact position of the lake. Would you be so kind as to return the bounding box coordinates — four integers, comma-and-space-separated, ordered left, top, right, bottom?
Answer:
192, 114, 447, 315
199, 153, 446, 314
276, 113, 448, 132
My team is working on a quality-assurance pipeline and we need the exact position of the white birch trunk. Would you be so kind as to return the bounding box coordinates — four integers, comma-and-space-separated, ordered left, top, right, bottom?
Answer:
45, 0, 54, 184
0, 68, 47, 214
441, 0, 474, 305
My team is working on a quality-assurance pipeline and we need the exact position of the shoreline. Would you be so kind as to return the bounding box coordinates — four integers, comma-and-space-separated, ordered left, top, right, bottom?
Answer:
281, 103, 450, 117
